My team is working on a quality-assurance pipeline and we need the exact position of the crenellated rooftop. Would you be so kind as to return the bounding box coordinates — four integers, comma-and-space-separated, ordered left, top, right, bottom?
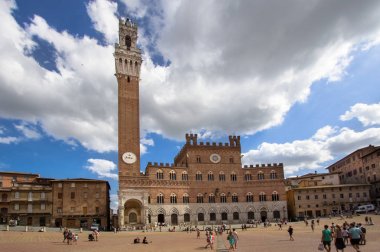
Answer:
243, 163, 283, 169
174, 133, 241, 164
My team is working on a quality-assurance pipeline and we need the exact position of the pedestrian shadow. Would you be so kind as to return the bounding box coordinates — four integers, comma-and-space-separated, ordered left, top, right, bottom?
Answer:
194, 246, 209, 250
51, 242, 69, 245
277, 239, 294, 242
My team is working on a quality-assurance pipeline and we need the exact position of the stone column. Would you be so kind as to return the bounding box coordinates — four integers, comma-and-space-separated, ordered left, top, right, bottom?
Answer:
118, 206, 125, 228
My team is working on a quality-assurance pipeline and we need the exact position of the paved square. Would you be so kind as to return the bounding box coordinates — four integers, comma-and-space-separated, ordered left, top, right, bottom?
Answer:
1, 215, 379, 251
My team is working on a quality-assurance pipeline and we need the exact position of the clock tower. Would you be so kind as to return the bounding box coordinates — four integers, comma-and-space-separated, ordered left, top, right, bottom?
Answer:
114, 18, 142, 178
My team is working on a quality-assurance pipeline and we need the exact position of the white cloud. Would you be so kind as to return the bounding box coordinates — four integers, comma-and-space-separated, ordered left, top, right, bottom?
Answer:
14, 122, 41, 139
86, 0, 119, 44
140, 137, 154, 155
134, 0, 380, 139
1, 0, 380, 155
85, 158, 117, 179
0, 1, 117, 152
0, 136, 19, 144
243, 126, 380, 176
340, 102, 380, 126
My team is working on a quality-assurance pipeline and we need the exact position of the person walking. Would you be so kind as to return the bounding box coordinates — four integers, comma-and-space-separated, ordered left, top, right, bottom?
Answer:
348, 223, 362, 252
62, 228, 68, 243
232, 228, 239, 249
321, 225, 332, 252
227, 231, 235, 251
334, 225, 346, 252
288, 226, 294, 241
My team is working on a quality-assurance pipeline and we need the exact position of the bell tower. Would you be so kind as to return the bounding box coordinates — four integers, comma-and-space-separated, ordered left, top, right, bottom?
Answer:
114, 18, 142, 179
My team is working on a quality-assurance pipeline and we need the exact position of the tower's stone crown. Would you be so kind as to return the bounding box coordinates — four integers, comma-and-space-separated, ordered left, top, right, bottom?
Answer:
114, 18, 142, 77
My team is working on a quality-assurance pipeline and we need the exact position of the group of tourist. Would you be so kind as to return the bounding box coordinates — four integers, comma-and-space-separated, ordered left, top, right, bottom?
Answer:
321, 220, 369, 252
62, 228, 79, 245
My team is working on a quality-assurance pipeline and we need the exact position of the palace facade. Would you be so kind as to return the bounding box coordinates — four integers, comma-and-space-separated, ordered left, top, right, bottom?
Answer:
115, 19, 287, 228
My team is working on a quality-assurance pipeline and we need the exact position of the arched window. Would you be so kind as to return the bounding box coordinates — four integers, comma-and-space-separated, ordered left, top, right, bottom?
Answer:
258, 171, 265, 180
210, 212, 216, 221
245, 171, 252, 181
148, 195, 151, 204
219, 171, 225, 181
273, 210, 281, 219
1, 194, 8, 202
272, 191, 279, 201
125, 35, 131, 48
270, 170, 277, 179
196, 171, 202, 181
221, 212, 228, 220
135, 61, 138, 74
208, 193, 215, 203
246, 192, 253, 202
198, 213, 204, 221
184, 213, 190, 222
259, 192, 266, 202
230, 172, 237, 181
233, 212, 239, 220
196, 193, 203, 203
208, 171, 214, 181
157, 193, 164, 204
170, 193, 177, 204
232, 193, 238, 203
169, 170, 176, 180
220, 193, 227, 203
156, 169, 164, 180
182, 171, 188, 181
183, 193, 189, 203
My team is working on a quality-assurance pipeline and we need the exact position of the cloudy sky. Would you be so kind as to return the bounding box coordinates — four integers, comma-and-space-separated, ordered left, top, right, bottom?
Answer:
1, 0, 380, 210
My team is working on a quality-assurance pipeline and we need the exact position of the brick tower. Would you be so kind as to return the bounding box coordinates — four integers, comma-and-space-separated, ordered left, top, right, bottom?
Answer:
114, 18, 142, 178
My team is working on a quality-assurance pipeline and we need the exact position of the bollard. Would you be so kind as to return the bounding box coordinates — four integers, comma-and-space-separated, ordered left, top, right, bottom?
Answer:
6, 225, 9, 231
25, 226, 28, 232
80, 227, 83, 233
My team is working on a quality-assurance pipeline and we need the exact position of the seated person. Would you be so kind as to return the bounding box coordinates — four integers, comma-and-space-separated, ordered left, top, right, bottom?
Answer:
134, 237, 140, 244
142, 237, 149, 244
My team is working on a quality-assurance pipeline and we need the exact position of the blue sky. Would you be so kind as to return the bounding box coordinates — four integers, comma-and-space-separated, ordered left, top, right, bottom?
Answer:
1, 0, 380, 210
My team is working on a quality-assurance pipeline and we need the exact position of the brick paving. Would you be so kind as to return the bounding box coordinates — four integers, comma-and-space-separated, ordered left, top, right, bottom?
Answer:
0, 215, 379, 252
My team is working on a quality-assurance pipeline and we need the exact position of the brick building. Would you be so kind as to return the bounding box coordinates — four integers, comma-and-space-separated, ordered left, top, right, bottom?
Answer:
326, 145, 380, 205
0, 172, 52, 226
0, 172, 110, 229
115, 19, 287, 228
51, 179, 110, 230
286, 172, 371, 219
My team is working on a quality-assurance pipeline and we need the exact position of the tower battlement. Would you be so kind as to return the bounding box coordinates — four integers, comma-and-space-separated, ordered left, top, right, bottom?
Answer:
243, 163, 284, 169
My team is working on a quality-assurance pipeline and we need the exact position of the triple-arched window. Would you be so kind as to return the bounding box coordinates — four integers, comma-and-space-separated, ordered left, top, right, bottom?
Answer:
169, 170, 176, 180
156, 169, 164, 180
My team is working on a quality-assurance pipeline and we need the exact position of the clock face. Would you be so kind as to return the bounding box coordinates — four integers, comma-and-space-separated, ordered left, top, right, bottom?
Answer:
122, 152, 137, 164
210, 154, 221, 164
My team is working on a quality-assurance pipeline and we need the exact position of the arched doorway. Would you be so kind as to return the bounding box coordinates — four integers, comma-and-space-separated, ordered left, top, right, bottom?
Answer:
158, 214, 165, 224
129, 212, 137, 223
171, 214, 178, 225
273, 210, 280, 219
260, 211, 267, 222
247, 211, 254, 220
124, 199, 143, 225
184, 213, 190, 222
0, 208, 8, 224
